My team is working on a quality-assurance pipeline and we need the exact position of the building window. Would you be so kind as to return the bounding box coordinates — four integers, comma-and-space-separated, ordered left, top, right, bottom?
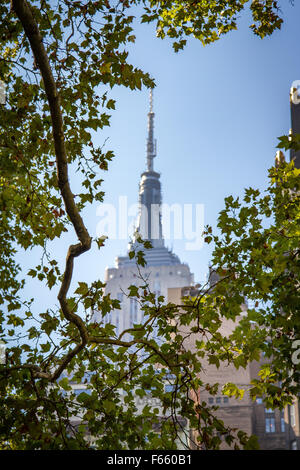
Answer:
223, 397, 229, 404
115, 315, 119, 337
256, 398, 263, 404
140, 308, 144, 324
281, 411, 285, 433
130, 298, 138, 327
265, 407, 276, 433
154, 281, 161, 302
265, 417, 276, 433
208, 397, 214, 404
290, 404, 296, 427
216, 397, 221, 404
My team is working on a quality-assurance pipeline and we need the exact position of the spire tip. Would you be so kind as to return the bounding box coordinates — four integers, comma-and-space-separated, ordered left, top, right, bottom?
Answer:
150, 89, 153, 113
146, 89, 156, 171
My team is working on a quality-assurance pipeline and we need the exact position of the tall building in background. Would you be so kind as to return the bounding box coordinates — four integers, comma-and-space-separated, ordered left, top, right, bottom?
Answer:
283, 86, 300, 449
290, 86, 300, 169
93, 92, 193, 334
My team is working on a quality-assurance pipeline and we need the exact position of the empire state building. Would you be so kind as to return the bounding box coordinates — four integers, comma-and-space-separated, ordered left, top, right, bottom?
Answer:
93, 92, 194, 335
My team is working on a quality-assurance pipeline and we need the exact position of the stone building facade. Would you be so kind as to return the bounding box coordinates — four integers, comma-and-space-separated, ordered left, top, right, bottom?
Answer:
167, 279, 300, 451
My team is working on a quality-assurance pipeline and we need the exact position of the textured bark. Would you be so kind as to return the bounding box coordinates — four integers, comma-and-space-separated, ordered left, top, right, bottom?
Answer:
12, 0, 91, 380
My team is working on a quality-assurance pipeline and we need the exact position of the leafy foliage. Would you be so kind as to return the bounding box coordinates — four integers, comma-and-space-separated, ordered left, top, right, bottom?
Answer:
142, 0, 284, 51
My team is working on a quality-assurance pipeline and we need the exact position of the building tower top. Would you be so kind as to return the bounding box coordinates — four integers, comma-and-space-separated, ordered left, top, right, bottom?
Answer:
136, 90, 164, 248
116, 90, 187, 267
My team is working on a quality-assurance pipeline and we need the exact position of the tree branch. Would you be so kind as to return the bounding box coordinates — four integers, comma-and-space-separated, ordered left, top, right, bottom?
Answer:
12, 0, 91, 380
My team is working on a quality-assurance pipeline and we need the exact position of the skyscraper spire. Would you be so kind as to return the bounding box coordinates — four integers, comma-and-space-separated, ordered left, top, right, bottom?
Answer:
135, 90, 164, 248
147, 89, 156, 171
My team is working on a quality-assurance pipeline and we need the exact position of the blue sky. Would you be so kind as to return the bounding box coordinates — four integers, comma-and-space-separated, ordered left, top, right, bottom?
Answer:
19, 1, 300, 310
